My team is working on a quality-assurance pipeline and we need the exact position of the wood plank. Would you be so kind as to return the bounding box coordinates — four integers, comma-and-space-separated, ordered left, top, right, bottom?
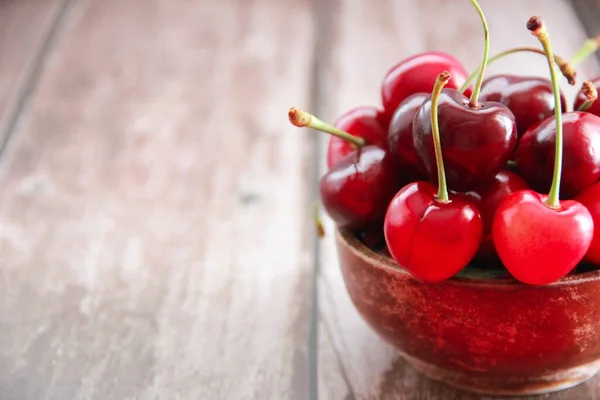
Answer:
0, 0, 67, 145
317, 0, 600, 398
0, 0, 317, 398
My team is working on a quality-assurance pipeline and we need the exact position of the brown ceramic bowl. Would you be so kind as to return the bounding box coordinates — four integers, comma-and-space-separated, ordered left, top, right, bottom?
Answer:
335, 228, 600, 396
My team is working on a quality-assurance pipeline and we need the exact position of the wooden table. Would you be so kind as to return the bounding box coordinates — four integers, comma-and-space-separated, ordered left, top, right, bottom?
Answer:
1, 0, 600, 398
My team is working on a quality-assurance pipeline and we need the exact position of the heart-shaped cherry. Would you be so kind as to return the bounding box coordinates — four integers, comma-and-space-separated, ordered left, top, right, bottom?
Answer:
478, 75, 566, 137
384, 71, 483, 283
493, 16, 594, 285
574, 182, 600, 265
381, 51, 470, 121
288, 108, 406, 229
515, 110, 600, 198
460, 170, 529, 260
412, 1, 517, 192
388, 92, 428, 179
327, 106, 390, 168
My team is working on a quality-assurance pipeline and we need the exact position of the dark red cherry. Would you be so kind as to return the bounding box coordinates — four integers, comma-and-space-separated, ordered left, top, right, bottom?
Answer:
460, 170, 529, 260
320, 145, 406, 230
413, 88, 517, 192
388, 92, 428, 179
479, 75, 567, 137
574, 77, 600, 117
327, 107, 389, 168
574, 182, 600, 265
381, 52, 470, 121
515, 111, 600, 198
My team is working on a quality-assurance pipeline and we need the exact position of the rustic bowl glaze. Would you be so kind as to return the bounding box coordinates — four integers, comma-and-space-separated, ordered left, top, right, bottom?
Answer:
335, 228, 600, 396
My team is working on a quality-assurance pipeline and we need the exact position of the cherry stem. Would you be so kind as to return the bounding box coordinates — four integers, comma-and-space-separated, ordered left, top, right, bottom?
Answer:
313, 202, 325, 238
569, 36, 600, 66
431, 72, 451, 203
459, 47, 575, 92
528, 17, 562, 209
468, 0, 490, 108
577, 81, 598, 111
288, 107, 365, 147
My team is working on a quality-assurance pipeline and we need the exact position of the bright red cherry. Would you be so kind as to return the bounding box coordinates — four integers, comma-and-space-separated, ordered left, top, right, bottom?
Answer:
320, 145, 405, 229
388, 92, 428, 178
384, 72, 483, 283
515, 111, 600, 198
493, 16, 594, 286
479, 75, 566, 137
327, 107, 389, 168
574, 182, 600, 265
381, 51, 470, 121
460, 170, 529, 260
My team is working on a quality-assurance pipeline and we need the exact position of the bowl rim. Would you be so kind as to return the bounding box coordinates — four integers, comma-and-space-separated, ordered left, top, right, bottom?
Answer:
337, 227, 600, 287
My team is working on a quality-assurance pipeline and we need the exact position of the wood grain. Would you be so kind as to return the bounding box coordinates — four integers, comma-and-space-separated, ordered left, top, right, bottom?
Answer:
0, 0, 316, 399
316, 0, 600, 399
0, 0, 67, 146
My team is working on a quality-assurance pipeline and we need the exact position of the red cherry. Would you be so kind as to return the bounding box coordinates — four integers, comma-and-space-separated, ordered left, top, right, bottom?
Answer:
479, 75, 566, 137
574, 77, 600, 117
574, 182, 600, 264
384, 181, 483, 282
413, 88, 517, 191
492, 190, 593, 284
380, 51, 470, 120
320, 145, 406, 230
326, 107, 389, 168
515, 111, 600, 198
388, 92, 429, 179
460, 170, 530, 260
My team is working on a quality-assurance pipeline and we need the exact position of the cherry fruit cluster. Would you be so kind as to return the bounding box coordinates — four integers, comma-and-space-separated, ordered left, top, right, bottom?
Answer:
289, 2, 600, 286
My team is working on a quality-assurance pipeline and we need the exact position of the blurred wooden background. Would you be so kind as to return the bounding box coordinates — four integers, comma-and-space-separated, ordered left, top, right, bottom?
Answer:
1, 0, 600, 399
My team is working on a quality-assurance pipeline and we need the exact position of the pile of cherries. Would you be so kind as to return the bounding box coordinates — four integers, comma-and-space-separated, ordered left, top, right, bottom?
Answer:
289, 3, 600, 286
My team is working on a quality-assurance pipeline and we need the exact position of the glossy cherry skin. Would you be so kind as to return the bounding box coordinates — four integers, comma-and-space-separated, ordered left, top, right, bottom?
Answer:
492, 190, 593, 285
515, 111, 600, 198
384, 181, 483, 283
574, 182, 600, 264
479, 75, 567, 138
413, 88, 518, 192
388, 92, 428, 179
460, 170, 530, 260
327, 107, 389, 169
381, 52, 470, 121
574, 76, 600, 118
320, 145, 406, 230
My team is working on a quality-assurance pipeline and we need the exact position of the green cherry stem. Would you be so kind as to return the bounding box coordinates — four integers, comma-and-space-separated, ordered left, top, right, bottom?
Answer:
468, 0, 490, 108
569, 36, 600, 66
431, 72, 451, 203
288, 107, 366, 147
459, 47, 576, 92
577, 81, 598, 111
527, 17, 563, 209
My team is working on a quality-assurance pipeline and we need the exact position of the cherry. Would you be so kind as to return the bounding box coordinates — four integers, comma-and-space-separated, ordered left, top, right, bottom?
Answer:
388, 92, 429, 178
320, 145, 405, 229
515, 110, 600, 198
288, 108, 406, 230
384, 71, 483, 283
493, 16, 594, 285
574, 78, 600, 117
327, 106, 390, 168
574, 182, 600, 264
380, 51, 470, 121
478, 75, 566, 137
460, 170, 530, 260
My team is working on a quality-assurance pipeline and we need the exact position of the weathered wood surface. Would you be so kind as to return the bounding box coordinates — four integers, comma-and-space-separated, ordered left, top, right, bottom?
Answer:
0, 0, 317, 399
316, 0, 600, 399
0, 0, 67, 148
